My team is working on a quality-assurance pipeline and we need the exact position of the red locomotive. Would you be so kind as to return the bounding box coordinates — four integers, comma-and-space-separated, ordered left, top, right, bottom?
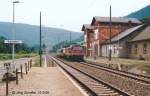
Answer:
60, 44, 84, 61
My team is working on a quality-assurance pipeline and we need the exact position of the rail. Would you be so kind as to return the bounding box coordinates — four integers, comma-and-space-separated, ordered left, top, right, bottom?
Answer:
50, 56, 131, 96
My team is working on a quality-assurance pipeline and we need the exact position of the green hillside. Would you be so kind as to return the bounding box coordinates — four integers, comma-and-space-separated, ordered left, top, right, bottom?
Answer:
127, 5, 150, 19
0, 22, 82, 47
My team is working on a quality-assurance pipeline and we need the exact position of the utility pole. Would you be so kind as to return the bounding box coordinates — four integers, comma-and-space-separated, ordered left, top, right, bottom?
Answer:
39, 12, 42, 67
109, 5, 112, 61
70, 31, 72, 44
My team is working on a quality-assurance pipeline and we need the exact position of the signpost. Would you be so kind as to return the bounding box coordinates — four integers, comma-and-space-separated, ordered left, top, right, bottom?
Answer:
4, 40, 23, 71
4, 40, 23, 44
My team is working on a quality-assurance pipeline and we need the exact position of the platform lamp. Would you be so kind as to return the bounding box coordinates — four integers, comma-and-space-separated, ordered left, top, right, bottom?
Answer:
12, 0, 20, 70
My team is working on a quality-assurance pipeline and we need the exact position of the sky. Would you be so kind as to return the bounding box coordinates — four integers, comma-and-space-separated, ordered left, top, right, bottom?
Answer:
0, 0, 150, 32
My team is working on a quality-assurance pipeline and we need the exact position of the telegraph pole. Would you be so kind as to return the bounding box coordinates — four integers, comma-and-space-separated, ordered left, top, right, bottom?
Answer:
40, 12, 42, 67
70, 31, 72, 44
109, 5, 112, 61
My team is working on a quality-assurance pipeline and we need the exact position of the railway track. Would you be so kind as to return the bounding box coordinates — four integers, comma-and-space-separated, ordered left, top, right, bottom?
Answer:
50, 56, 131, 96
52, 56, 150, 96
80, 62, 150, 85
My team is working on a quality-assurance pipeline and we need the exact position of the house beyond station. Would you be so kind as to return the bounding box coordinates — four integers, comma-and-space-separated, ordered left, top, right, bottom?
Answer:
128, 25, 150, 60
82, 16, 141, 57
101, 25, 144, 58
101, 25, 150, 60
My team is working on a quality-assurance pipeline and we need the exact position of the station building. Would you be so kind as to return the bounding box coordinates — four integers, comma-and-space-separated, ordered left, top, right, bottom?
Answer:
82, 16, 141, 57
82, 24, 94, 57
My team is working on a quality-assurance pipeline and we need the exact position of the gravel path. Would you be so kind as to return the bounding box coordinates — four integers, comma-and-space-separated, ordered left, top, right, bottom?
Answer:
0, 67, 84, 96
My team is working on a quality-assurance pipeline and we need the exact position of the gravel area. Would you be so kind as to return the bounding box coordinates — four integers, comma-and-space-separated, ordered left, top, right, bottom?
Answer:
0, 67, 84, 96
62, 60, 150, 96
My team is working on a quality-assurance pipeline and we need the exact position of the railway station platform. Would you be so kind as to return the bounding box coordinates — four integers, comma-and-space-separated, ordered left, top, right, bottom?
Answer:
0, 67, 85, 96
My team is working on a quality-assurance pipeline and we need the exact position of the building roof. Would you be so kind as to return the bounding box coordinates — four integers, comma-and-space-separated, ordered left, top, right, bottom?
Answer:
92, 16, 141, 24
107, 25, 144, 43
130, 26, 150, 42
81, 24, 94, 31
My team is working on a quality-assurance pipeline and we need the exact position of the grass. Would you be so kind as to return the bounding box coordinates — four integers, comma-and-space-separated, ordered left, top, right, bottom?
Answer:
0, 54, 11, 60
87, 57, 150, 65
86, 57, 150, 75
0, 79, 4, 84
111, 58, 150, 75
0, 53, 38, 60
49, 52, 57, 56
139, 64, 150, 74
33, 56, 40, 67
117, 58, 150, 65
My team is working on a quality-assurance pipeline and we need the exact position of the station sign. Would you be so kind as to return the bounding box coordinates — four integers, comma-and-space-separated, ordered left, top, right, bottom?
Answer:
4, 40, 23, 44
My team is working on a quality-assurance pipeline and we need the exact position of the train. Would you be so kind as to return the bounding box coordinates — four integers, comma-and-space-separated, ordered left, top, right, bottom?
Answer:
57, 44, 85, 61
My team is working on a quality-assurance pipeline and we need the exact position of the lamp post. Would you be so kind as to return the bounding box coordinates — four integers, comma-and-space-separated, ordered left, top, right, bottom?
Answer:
108, 5, 112, 61
12, 1, 20, 70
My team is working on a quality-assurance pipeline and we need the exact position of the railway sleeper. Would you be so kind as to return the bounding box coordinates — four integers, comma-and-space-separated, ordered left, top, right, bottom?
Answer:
97, 92, 119, 96
87, 84, 107, 88
91, 87, 111, 91
94, 89, 115, 93
90, 86, 108, 90
89, 83, 106, 86
91, 87, 114, 92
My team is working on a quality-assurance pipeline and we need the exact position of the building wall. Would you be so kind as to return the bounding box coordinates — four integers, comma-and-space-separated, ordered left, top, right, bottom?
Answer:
83, 20, 141, 57
118, 41, 129, 58
93, 40, 99, 56
89, 42, 93, 56
83, 29, 94, 57
92, 24, 122, 57
101, 38, 132, 58
91, 22, 139, 57
101, 43, 120, 57
101, 37, 150, 60
128, 40, 150, 60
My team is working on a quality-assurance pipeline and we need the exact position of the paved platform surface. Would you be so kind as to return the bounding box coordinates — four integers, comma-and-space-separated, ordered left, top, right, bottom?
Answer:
0, 67, 84, 96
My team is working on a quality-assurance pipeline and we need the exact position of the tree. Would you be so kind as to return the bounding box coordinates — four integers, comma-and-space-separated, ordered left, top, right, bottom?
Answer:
0, 36, 36, 53
141, 17, 150, 25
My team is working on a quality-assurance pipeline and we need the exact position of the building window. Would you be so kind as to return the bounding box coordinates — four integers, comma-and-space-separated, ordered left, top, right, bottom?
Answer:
134, 44, 138, 54
106, 46, 108, 57
128, 45, 132, 54
143, 43, 147, 54
84, 34, 87, 42
114, 45, 116, 54
94, 29, 99, 39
